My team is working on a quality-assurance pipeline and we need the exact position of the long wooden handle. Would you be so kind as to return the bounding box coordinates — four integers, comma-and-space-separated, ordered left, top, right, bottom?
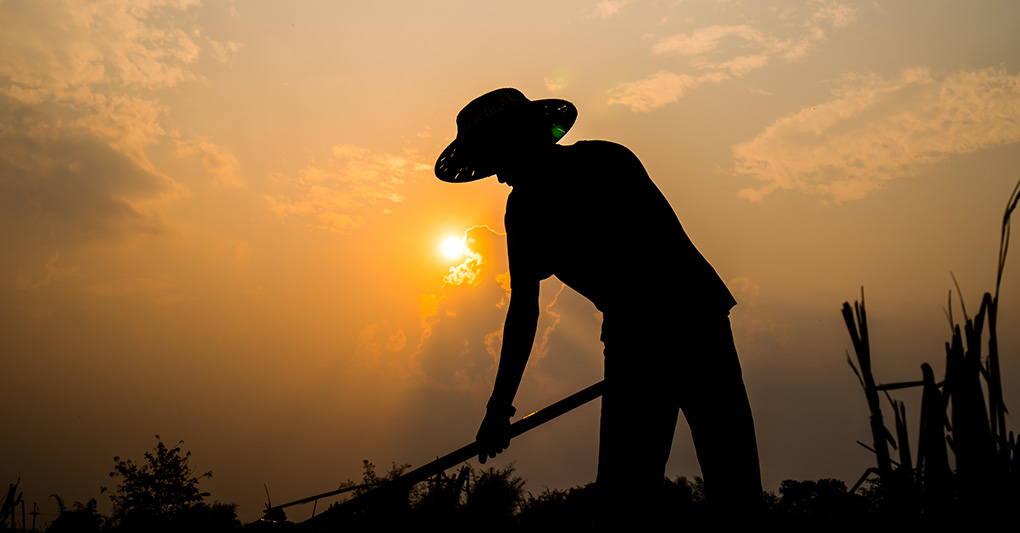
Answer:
286, 380, 604, 528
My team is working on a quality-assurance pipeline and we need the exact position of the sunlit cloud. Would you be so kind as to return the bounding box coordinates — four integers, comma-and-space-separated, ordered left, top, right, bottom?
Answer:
811, 1, 858, 28
609, 1, 858, 111
543, 77, 564, 92
414, 225, 510, 391
588, 0, 634, 20
72, 95, 169, 171
411, 225, 577, 394
716, 54, 771, 76
0, 0, 205, 104
443, 232, 486, 287
266, 144, 427, 233
207, 38, 243, 64
734, 67, 1020, 203
175, 139, 243, 188
608, 71, 699, 113
652, 25, 767, 57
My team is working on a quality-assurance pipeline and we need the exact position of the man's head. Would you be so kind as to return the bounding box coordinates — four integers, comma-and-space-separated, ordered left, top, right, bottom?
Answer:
435, 88, 576, 184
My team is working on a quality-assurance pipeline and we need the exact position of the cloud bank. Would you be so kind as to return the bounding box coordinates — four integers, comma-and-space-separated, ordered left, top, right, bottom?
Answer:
0, 0, 242, 253
266, 145, 427, 233
0, 96, 173, 246
609, 1, 858, 112
734, 67, 1020, 202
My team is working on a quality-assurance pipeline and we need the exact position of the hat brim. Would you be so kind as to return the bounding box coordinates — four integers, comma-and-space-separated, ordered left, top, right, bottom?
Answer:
435, 98, 577, 183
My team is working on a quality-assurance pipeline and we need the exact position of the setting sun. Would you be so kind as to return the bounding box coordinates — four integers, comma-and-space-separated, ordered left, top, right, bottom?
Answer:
441, 236, 466, 259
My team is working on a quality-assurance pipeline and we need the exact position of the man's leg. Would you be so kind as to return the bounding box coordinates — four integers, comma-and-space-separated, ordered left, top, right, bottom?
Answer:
679, 315, 763, 514
595, 341, 681, 529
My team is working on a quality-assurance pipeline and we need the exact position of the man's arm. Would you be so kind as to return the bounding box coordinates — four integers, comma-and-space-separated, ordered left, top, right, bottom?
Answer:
476, 276, 540, 463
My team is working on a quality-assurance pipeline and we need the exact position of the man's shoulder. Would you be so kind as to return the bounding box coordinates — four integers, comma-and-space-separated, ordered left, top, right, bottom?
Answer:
566, 140, 638, 159
558, 140, 649, 185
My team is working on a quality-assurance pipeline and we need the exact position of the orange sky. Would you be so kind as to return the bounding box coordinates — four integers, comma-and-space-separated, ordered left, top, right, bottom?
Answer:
2, 0, 1020, 524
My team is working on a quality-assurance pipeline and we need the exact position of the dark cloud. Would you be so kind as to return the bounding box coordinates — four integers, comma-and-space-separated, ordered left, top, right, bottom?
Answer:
0, 96, 172, 247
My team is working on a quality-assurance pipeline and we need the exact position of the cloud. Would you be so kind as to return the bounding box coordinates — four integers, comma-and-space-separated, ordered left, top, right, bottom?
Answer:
734, 67, 1020, 203
14, 250, 80, 291
607, 71, 700, 113
0, 96, 174, 246
0, 0, 231, 164
176, 139, 243, 188
609, 1, 858, 111
207, 39, 243, 64
354, 323, 411, 377
728, 276, 761, 308
266, 144, 427, 233
811, 1, 858, 28
717, 54, 771, 76
0, 0, 204, 104
727, 276, 793, 355
73, 94, 168, 169
414, 226, 510, 391
652, 25, 766, 56
0, 0, 249, 270
0, 0, 243, 209
588, 0, 634, 20
411, 226, 575, 393
532, 283, 567, 362
543, 77, 564, 92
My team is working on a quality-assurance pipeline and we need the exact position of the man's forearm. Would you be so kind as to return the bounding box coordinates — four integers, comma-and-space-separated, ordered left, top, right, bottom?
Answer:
488, 299, 540, 411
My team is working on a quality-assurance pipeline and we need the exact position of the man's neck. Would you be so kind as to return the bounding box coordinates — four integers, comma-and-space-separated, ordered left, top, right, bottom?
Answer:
498, 144, 561, 187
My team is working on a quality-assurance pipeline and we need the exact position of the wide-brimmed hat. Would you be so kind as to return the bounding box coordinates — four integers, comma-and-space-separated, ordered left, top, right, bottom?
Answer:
435, 88, 577, 183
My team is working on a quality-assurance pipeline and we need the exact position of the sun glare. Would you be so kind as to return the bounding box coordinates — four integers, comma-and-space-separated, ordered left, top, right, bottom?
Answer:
441, 236, 465, 259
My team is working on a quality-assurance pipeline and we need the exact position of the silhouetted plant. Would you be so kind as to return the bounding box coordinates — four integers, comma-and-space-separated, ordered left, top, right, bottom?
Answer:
303, 462, 533, 531
47, 495, 104, 533
408, 465, 469, 526
461, 464, 525, 528
517, 482, 595, 531
842, 177, 1020, 520
774, 478, 868, 523
102, 435, 239, 532
1, 479, 23, 530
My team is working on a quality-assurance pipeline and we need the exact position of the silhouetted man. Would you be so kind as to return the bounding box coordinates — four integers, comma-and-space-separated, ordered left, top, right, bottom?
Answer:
435, 88, 762, 527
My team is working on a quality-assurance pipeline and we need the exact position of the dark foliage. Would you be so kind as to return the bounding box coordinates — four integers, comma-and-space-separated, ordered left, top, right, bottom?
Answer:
516, 483, 596, 531
47, 496, 104, 533
286, 464, 718, 531
1, 480, 22, 529
462, 465, 526, 526
770, 478, 869, 525
102, 435, 240, 532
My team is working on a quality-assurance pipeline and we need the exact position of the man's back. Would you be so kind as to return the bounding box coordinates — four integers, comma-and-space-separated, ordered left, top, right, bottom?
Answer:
504, 140, 735, 317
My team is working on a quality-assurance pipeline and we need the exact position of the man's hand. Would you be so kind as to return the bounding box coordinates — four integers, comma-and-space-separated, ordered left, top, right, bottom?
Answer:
475, 406, 515, 464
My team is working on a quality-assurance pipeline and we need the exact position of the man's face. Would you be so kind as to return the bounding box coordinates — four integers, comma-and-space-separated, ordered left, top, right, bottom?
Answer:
463, 108, 548, 180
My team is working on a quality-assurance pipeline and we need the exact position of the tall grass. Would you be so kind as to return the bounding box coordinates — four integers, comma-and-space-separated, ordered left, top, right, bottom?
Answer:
843, 178, 1020, 519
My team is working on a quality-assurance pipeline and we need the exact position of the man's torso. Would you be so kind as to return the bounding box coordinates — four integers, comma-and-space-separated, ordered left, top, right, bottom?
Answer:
504, 140, 736, 318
